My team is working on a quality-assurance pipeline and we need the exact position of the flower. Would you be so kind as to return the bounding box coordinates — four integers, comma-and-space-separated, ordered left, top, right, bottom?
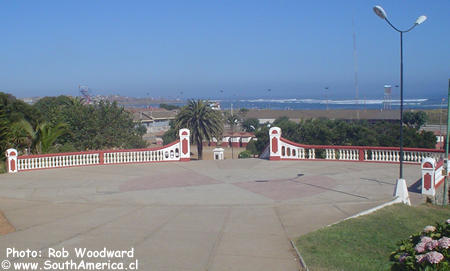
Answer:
415, 242, 426, 253
425, 240, 439, 251
446, 219, 450, 224
399, 253, 408, 263
425, 251, 444, 264
421, 236, 433, 243
416, 254, 426, 263
423, 225, 436, 233
438, 237, 450, 249
415, 236, 434, 253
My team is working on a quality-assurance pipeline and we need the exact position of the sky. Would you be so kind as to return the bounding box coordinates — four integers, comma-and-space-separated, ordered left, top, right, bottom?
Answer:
0, 0, 449, 100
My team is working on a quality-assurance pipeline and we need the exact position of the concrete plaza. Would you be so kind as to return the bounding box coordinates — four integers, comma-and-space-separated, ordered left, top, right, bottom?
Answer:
0, 159, 423, 270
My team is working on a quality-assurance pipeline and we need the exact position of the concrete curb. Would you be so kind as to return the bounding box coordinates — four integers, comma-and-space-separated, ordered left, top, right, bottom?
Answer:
328, 197, 403, 227
290, 240, 309, 271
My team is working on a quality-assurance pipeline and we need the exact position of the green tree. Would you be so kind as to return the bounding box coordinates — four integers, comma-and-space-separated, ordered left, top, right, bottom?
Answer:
33, 122, 70, 154
175, 100, 223, 160
0, 105, 10, 158
242, 118, 259, 132
33, 96, 73, 126
403, 111, 427, 129
253, 124, 270, 154
225, 113, 241, 131
159, 103, 180, 110
245, 140, 258, 155
34, 98, 147, 151
0, 92, 40, 126
8, 119, 34, 153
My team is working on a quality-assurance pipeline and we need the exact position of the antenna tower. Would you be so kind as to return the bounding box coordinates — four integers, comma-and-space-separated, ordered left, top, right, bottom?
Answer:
79, 85, 91, 104
383, 85, 392, 110
352, 17, 360, 118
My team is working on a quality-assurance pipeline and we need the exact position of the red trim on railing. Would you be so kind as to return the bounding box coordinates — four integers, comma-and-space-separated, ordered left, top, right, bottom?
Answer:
279, 137, 444, 153
17, 140, 180, 159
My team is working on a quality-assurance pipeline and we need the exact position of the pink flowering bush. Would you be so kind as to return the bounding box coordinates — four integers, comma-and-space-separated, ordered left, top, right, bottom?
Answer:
390, 218, 449, 270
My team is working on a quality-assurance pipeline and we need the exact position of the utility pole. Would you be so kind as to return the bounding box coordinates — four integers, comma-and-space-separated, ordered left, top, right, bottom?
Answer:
444, 78, 450, 206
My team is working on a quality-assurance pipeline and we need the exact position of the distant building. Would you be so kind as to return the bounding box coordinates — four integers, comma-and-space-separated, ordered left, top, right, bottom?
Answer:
129, 108, 178, 134
216, 132, 255, 148
208, 101, 221, 110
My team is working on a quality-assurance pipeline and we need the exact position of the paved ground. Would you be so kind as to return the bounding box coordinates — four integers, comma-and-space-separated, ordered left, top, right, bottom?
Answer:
0, 159, 424, 271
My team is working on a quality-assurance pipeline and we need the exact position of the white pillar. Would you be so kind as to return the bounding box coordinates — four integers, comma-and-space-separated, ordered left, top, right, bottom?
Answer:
269, 127, 281, 160
179, 129, 190, 161
6, 148, 18, 173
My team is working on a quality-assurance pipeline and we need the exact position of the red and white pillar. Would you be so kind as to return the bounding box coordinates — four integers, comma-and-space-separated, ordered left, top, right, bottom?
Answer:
269, 127, 281, 160
179, 129, 190, 161
421, 157, 436, 196
6, 148, 18, 173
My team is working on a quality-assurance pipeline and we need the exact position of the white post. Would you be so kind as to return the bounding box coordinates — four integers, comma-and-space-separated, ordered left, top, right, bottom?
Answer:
394, 179, 411, 205
6, 148, 18, 173
269, 127, 281, 160
421, 157, 436, 196
179, 128, 190, 161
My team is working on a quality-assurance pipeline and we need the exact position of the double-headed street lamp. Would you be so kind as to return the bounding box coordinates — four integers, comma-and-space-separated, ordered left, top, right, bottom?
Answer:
373, 5, 427, 180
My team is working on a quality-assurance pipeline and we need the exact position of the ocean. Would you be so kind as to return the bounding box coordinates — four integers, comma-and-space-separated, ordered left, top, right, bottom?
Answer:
137, 97, 445, 111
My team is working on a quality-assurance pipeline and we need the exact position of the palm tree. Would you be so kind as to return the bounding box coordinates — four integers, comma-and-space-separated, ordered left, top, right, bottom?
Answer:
175, 100, 223, 160
9, 119, 34, 153
225, 112, 241, 159
33, 122, 70, 154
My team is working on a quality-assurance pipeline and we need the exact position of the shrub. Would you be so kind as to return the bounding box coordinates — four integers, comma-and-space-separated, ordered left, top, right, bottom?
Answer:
246, 140, 258, 155
390, 218, 449, 270
238, 150, 252, 159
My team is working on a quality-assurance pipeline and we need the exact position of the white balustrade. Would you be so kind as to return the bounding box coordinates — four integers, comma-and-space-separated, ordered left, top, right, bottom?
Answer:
11, 132, 188, 173
17, 153, 100, 171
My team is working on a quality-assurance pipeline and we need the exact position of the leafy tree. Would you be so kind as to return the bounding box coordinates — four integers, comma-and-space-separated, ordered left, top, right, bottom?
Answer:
159, 103, 180, 111
0, 92, 40, 126
253, 124, 270, 154
33, 96, 73, 126
225, 113, 241, 131
174, 99, 223, 160
0, 104, 10, 158
403, 111, 427, 129
34, 97, 147, 151
162, 128, 178, 145
245, 140, 258, 155
242, 118, 259, 132
273, 116, 298, 140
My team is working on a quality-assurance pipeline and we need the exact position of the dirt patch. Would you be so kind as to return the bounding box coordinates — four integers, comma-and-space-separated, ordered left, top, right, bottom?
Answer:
0, 211, 15, 235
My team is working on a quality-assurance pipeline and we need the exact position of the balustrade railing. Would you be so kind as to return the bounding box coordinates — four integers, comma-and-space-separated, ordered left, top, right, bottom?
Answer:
5, 129, 191, 173
269, 127, 443, 164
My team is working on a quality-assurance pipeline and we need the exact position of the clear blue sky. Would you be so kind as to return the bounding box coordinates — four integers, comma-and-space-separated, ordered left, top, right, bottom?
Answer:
1, 0, 448, 99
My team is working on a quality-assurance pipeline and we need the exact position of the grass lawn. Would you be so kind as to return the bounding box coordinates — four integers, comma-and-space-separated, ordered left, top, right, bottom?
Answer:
294, 204, 450, 271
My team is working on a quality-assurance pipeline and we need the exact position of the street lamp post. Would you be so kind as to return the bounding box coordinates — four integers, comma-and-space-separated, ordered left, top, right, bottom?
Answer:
373, 5, 427, 180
